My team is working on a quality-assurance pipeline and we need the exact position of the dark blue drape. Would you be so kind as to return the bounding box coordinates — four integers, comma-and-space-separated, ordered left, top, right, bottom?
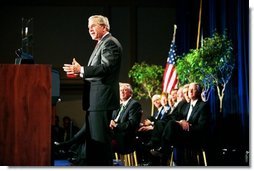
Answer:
204, 0, 249, 149
176, 0, 249, 159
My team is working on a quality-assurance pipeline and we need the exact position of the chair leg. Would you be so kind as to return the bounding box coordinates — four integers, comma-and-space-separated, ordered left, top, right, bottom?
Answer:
115, 153, 119, 161
123, 154, 128, 166
133, 151, 138, 166
196, 149, 208, 166
202, 149, 207, 166
130, 153, 134, 166
169, 150, 174, 166
127, 154, 131, 166
196, 153, 200, 165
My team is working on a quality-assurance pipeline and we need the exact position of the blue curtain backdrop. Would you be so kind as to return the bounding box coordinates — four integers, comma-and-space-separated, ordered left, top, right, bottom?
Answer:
176, 0, 249, 163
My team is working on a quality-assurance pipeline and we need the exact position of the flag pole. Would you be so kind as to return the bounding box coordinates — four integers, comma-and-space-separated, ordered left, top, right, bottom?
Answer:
162, 24, 178, 94
196, 0, 202, 49
172, 24, 177, 43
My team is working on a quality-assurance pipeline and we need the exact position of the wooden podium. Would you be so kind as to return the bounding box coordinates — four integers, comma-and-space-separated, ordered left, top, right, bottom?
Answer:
0, 64, 52, 166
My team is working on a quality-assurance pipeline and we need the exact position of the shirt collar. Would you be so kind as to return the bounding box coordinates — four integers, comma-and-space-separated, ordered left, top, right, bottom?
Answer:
174, 101, 179, 108
98, 32, 110, 44
158, 106, 163, 112
121, 96, 132, 107
191, 99, 198, 107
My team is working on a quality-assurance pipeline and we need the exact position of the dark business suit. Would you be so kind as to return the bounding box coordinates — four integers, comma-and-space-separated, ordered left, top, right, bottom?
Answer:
150, 100, 187, 145
112, 98, 142, 154
80, 33, 122, 165
146, 105, 170, 124
138, 106, 170, 143
83, 33, 122, 111
159, 99, 210, 165
162, 99, 209, 146
136, 106, 170, 164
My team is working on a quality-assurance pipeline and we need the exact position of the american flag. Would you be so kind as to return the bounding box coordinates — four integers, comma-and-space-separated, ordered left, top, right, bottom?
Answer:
162, 41, 178, 93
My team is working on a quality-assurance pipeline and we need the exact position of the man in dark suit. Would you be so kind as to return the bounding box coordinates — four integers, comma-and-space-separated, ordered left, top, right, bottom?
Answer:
136, 94, 170, 165
62, 15, 122, 166
150, 82, 210, 165
146, 88, 184, 150
109, 83, 142, 154
138, 94, 163, 132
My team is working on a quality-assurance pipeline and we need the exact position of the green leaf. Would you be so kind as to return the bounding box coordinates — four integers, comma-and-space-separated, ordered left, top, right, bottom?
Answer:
128, 62, 164, 100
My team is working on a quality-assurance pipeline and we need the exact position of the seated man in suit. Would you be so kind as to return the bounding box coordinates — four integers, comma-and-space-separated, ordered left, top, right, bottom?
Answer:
109, 82, 142, 154
139, 94, 161, 129
145, 88, 185, 150
150, 82, 210, 165
136, 93, 171, 165
138, 93, 170, 132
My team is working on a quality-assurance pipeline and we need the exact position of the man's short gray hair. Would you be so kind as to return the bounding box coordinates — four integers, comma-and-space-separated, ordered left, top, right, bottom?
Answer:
119, 82, 133, 95
89, 15, 110, 31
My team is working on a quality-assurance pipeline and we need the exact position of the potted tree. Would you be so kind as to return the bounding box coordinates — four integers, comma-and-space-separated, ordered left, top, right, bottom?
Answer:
176, 32, 234, 112
128, 62, 164, 115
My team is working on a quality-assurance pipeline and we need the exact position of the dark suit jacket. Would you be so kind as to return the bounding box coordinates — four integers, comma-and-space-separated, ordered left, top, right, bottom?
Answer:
174, 99, 210, 146
82, 33, 122, 111
112, 98, 142, 154
148, 105, 170, 123
182, 99, 210, 135
160, 105, 171, 120
151, 101, 187, 139
169, 100, 189, 121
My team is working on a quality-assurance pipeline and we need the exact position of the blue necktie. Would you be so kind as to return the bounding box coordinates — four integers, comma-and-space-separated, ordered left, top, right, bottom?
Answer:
156, 107, 163, 120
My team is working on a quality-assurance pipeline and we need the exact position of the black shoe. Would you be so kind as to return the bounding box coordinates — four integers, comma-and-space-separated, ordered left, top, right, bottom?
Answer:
150, 147, 163, 158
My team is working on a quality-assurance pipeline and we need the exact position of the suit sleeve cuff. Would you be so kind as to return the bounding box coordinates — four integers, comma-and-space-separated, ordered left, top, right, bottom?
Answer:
80, 66, 84, 78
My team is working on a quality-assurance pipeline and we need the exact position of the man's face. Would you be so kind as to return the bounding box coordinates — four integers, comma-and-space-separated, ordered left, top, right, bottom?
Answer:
188, 83, 198, 100
120, 86, 131, 101
183, 87, 190, 102
153, 98, 161, 109
160, 95, 168, 106
88, 19, 106, 41
177, 88, 184, 102
171, 90, 178, 102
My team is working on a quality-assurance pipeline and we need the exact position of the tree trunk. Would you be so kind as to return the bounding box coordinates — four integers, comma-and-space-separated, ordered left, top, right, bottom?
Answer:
216, 84, 225, 113
150, 98, 154, 116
